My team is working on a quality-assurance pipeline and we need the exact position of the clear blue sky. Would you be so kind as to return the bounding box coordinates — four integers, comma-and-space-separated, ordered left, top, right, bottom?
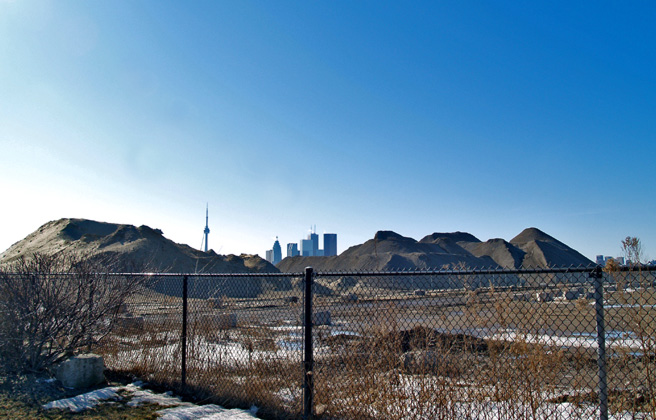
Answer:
1, 1, 654, 262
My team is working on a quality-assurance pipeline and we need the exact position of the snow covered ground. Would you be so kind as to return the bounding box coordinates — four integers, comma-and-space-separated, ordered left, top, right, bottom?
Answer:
489, 328, 644, 350
97, 314, 652, 419
43, 382, 260, 420
42, 381, 650, 420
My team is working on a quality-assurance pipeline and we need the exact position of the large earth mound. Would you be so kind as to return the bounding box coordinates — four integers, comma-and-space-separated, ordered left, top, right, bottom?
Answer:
277, 227, 593, 273
0, 218, 278, 274
509, 227, 593, 268
0, 219, 281, 298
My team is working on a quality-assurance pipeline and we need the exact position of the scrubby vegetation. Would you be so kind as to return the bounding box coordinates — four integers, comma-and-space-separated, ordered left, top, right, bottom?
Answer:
0, 252, 148, 373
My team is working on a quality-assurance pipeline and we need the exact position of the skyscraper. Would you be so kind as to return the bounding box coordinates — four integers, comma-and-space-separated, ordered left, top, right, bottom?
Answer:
323, 233, 337, 257
270, 227, 338, 259
272, 237, 282, 265
309, 228, 319, 256
287, 243, 299, 257
300, 239, 313, 256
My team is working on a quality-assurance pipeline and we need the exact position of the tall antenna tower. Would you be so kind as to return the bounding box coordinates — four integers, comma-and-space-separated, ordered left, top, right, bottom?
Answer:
203, 203, 210, 252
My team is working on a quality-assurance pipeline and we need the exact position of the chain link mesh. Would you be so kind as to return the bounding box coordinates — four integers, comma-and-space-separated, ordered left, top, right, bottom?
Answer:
89, 267, 656, 419
98, 273, 305, 419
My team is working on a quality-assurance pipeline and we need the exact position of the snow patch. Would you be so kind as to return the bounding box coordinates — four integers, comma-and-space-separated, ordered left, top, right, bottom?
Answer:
123, 383, 188, 407
43, 382, 260, 419
157, 404, 259, 420
42, 386, 121, 412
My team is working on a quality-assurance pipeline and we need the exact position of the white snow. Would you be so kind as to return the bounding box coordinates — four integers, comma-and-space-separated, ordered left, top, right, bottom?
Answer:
489, 329, 645, 350
42, 382, 260, 419
123, 383, 188, 407
42, 386, 121, 412
157, 404, 259, 420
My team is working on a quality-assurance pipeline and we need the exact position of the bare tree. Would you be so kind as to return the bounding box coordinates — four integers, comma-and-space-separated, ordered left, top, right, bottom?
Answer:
622, 236, 644, 266
0, 251, 148, 373
603, 257, 624, 292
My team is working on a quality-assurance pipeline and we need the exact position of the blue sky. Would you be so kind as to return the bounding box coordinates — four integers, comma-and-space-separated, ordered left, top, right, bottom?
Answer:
1, 1, 654, 262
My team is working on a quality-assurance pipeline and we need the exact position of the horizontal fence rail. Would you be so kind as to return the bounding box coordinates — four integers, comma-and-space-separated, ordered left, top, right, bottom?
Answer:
2, 265, 655, 419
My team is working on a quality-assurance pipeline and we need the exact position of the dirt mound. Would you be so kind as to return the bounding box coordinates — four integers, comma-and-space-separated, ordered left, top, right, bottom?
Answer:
510, 227, 593, 268
0, 219, 280, 298
419, 232, 481, 244
1, 218, 278, 274
510, 227, 560, 246
462, 238, 526, 269
278, 230, 496, 273
277, 228, 592, 274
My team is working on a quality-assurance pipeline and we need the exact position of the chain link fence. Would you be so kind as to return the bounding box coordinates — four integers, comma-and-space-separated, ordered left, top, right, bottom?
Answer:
98, 272, 306, 419
91, 266, 656, 419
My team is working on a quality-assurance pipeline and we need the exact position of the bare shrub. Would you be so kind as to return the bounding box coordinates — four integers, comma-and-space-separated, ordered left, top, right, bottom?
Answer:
0, 251, 148, 373
611, 237, 656, 416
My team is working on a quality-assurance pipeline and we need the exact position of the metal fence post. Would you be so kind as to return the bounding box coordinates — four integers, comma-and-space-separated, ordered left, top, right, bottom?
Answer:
87, 275, 94, 352
182, 274, 188, 393
592, 266, 608, 420
303, 267, 314, 420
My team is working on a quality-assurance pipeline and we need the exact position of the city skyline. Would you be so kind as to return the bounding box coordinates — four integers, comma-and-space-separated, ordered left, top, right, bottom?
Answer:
201, 208, 654, 264
265, 227, 337, 263
0, 1, 654, 262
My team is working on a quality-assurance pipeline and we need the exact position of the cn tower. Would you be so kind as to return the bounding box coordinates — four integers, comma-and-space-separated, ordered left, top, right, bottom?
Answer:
203, 204, 210, 252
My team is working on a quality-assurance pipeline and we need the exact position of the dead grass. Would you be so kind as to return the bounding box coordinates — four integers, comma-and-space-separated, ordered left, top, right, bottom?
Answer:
93, 275, 656, 419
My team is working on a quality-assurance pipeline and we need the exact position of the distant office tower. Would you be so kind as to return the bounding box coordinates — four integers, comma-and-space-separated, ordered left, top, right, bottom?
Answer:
323, 233, 337, 257
596, 255, 605, 265
603, 256, 626, 266
287, 243, 299, 257
266, 249, 273, 263
272, 237, 282, 265
300, 239, 313, 257
309, 232, 319, 256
